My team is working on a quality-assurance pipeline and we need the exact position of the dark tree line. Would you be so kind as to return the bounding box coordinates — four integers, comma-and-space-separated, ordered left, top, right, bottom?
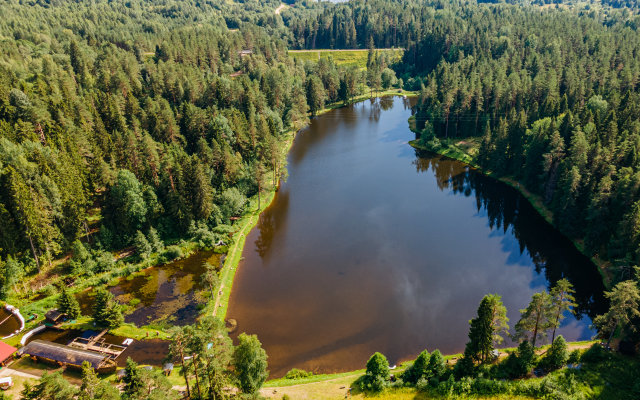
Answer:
406, 2, 640, 277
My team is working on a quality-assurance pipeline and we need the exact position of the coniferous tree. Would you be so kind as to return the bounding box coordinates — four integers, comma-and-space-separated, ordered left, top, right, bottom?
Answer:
514, 292, 553, 347
593, 280, 640, 346
549, 279, 577, 343
466, 294, 509, 362
57, 287, 80, 320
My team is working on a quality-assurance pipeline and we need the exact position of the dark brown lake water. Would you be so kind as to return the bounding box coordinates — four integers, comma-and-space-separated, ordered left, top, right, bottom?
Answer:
227, 96, 606, 378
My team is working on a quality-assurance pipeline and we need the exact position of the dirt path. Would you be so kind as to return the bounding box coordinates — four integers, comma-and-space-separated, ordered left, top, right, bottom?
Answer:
275, 3, 288, 15
0, 368, 40, 380
212, 215, 256, 317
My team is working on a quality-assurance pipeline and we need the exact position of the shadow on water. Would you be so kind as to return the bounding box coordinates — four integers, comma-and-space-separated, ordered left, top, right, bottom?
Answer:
227, 96, 607, 378
412, 154, 606, 319
77, 250, 222, 327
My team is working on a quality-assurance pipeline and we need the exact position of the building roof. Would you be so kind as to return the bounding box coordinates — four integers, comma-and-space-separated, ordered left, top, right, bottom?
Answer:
0, 341, 16, 363
44, 310, 65, 323
20, 340, 107, 369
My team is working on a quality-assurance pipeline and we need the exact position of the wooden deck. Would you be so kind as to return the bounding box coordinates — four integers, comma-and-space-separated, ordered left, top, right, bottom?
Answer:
68, 330, 127, 359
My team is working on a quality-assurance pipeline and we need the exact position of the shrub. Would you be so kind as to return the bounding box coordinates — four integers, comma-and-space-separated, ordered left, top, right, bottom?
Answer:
402, 350, 430, 384
428, 350, 447, 380
160, 246, 183, 263
580, 343, 609, 363
94, 250, 115, 273
499, 341, 535, 379
454, 355, 475, 379
360, 352, 389, 392
567, 349, 581, 364
284, 368, 313, 379
471, 377, 509, 395
541, 335, 569, 371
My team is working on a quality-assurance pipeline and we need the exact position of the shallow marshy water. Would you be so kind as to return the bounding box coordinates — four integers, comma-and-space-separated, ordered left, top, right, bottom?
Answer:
77, 250, 222, 326
227, 96, 607, 378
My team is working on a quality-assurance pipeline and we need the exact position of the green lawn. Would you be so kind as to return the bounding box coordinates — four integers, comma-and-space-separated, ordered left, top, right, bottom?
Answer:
288, 49, 403, 68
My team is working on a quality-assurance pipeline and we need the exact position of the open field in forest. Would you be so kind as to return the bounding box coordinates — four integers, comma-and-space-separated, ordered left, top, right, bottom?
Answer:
288, 48, 404, 68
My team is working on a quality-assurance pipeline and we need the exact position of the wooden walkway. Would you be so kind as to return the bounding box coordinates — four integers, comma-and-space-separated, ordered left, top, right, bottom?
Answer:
68, 330, 127, 359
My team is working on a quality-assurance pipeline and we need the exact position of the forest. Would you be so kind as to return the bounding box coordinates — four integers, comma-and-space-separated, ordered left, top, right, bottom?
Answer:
0, 0, 392, 290
1, 0, 640, 398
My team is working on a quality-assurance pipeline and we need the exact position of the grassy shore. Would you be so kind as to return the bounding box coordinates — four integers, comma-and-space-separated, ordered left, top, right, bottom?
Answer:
260, 341, 603, 400
407, 133, 612, 289
211, 92, 416, 320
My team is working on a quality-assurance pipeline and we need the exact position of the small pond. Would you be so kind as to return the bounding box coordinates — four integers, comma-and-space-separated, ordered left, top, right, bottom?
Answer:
77, 250, 222, 327
0, 308, 21, 337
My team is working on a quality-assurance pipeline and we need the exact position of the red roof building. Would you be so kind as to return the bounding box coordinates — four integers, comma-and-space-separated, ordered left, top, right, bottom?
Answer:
0, 341, 16, 366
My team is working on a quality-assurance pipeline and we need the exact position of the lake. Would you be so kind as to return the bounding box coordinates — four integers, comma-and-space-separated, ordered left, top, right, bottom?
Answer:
227, 96, 606, 378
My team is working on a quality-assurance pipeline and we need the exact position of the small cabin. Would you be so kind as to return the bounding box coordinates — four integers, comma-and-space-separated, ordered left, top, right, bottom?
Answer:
238, 49, 253, 57
44, 310, 66, 325
0, 341, 17, 366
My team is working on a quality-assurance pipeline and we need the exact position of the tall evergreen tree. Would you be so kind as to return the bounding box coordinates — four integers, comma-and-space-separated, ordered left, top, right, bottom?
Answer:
514, 291, 553, 347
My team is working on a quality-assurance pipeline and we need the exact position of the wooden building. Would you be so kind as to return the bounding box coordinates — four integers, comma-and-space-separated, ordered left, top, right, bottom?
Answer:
19, 340, 116, 373
0, 341, 16, 366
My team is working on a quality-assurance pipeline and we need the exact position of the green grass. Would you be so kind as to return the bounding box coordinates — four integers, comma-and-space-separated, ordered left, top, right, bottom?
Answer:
212, 189, 278, 320
289, 49, 404, 68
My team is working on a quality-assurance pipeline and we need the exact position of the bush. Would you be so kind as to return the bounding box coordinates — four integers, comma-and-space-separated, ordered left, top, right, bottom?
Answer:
471, 377, 509, 395
402, 350, 430, 384
360, 352, 389, 392
428, 350, 447, 380
160, 246, 183, 263
567, 349, 581, 364
580, 343, 609, 364
284, 368, 313, 379
499, 341, 535, 379
541, 336, 569, 371
94, 250, 115, 273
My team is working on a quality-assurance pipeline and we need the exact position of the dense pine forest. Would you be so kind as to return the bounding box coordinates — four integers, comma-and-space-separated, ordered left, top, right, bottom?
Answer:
0, 0, 380, 290
1, 0, 640, 398
407, 1, 640, 277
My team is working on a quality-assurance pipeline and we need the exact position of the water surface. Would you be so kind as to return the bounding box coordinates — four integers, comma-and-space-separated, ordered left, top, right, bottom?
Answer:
0, 308, 20, 337
228, 96, 606, 378
77, 251, 222, 326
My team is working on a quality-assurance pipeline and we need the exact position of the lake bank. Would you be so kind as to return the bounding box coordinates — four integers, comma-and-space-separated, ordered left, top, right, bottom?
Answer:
226, 96, 604, 378
407, 136, 612, 290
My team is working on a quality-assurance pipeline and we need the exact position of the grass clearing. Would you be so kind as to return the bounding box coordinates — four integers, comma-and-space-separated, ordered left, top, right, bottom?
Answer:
288, 48, 403, 68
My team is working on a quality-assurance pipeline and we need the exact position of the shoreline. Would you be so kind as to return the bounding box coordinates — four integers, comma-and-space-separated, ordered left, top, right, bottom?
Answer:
261, 340, 597, 389
407, 137, 611, 290
212, 91, 418, 321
